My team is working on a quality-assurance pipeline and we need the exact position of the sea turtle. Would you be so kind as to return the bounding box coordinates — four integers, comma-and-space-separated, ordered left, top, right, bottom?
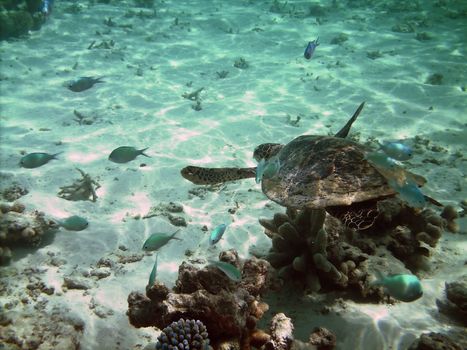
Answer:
181, 103, 427, 230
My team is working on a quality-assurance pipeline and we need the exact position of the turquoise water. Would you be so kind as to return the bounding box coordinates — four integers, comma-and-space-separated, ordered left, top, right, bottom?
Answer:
0, 1, 466, 349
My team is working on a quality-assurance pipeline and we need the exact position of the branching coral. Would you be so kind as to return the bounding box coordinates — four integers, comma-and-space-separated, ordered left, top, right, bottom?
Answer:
57, 168, 100, 202
258, 196, 459, 298
155, 318, 211, 350
259, 208, 350, 293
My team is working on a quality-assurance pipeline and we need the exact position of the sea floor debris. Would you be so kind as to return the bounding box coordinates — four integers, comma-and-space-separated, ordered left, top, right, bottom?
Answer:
57, 168, 100, 202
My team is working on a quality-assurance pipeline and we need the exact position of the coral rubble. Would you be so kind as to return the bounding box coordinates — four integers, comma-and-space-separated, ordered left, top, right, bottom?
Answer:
408, 332, 463, 350
57, 168, 100, 202
0, 201, 54, 265
436, 275, 467, 326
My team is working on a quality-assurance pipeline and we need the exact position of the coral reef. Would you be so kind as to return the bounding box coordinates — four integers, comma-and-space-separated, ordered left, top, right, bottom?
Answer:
370, 199, 458, 270
57, 168, 100, 202
264, 313, 293, 350
0, 201, 54, 264
154, 318, 211, 350
408, 332, 463, 350
0, 0, 47, 41
436, 275, 467, 326
307, 327, 336, 350
258, 197, 459, 297
127, 250, 277, 348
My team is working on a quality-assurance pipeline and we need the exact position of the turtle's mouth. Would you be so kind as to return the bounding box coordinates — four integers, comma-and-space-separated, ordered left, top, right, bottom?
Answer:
180, 166, 197, 181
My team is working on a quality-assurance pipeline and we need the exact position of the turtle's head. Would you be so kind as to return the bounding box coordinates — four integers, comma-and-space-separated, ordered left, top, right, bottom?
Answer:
181, 165, 256, 185
181, 166, 214, 185
253, 143, 283, 162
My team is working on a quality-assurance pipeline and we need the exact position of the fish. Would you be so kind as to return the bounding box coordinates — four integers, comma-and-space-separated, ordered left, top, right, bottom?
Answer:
262, 156, 281, 179
108, 146, 150, 164
304, 37, 319, 59
388, 178, 426, 209
40, 0, 54, 15
148, 254, 158, 287
142, 230, 181, 251
57, 215, 89, 231
209, 223, 228, 245
365, 151, 398, 170
371, 271, 423, 302
208, 260, 242, 282
256, 156, 280, 183
255, 158, 267, 184
20, 152, 62, 169
65, 77, 104, 92
379, 141, 413, 161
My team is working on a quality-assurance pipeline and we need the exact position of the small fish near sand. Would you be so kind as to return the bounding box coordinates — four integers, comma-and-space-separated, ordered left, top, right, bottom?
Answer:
65, 77, 104, 92
379, 141, 413, 161
108, 146, 150, 164
371, 271, 423, 302
148, 254, 158, 287
57, 215, 89, 231
142, 230, 181, 251
20, 152, 62, 169
304, 37, 319, 59
208, 260, 242, 282
209, 223, 228, 245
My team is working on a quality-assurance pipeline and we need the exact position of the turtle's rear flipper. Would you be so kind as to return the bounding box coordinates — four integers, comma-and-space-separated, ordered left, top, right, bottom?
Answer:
334, 102, 365, 139
181, 165, 256, 185
326, 199, 378, 231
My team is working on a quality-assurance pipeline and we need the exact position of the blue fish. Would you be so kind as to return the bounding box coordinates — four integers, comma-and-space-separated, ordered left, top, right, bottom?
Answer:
209, 223, 228, 245
66, 77, 104, 92
304, 37, 319, 59
371, 271, 423, 302
57, 215, 89, 231
262, 156, 281, 180
208, 260, 242, 282
142, 230, 181, 251
148, 254, 158, 287
388, 178, 426, 209
40, 0, 54, 15
256, 158, 267, 184
379, 141, 413, 161
365, 151, 398, 170
20, 152, 62, 169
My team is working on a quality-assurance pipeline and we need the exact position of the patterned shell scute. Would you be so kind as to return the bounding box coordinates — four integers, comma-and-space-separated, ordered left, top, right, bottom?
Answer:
261, 135, 395, 209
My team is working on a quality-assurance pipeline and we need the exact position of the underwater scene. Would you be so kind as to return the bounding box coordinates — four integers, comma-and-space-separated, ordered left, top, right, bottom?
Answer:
0, 0, 466, 349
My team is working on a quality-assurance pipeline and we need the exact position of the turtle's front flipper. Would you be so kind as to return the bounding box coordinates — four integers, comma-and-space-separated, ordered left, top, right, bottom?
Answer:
334, 102, 365, 139
181, 166, 256, 185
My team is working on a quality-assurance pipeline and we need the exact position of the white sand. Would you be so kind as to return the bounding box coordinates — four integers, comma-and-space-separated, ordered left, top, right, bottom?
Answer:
0, 0, 466, 349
